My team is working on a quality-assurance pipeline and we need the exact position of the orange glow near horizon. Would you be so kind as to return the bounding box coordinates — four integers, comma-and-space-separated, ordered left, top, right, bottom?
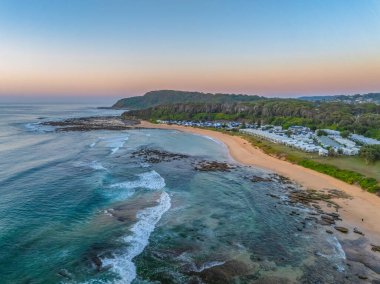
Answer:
1, 51, 380, 97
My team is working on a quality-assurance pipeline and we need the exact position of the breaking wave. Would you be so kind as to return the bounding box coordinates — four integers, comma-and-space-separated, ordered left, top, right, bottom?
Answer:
25, 122, 54, 133
110, 171, 165, 190
74, 161, 107, 171
88, 161, 107, 171
192, 261, 225, 272
102, 191, 171, 283
104, 136, 129, 154
203, 135, 224, 146
316, 236, 346, 272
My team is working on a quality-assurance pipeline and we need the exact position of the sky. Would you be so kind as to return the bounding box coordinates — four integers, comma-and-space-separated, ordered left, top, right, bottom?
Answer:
1, 0, 380, 99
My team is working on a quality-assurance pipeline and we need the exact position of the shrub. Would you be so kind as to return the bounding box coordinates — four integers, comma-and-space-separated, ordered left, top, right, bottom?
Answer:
298, 160, 379, 193
360, 145, 380, 164
340, 130, 350, 138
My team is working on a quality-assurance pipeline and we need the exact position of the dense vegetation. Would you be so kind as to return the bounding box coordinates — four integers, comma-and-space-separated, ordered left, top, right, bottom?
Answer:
298, 160, 380, 193
360, 145, 380, 164
299, 92, 380, 104
113, 90, 264, 109
125, 99, 380, 139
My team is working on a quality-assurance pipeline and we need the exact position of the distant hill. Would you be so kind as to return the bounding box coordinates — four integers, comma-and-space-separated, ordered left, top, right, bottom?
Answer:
298, 93, 380, 104
112, 90, 265, 109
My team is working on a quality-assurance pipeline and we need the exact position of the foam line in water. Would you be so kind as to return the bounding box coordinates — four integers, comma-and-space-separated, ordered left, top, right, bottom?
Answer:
102, 191, 171, 284
74, 161, 107, 171
89, 161, 107, 170
104, 136, 129, 154
177, 253, 225, 273
316, 236, 346, 272
193, 261, 225, 272
25, 122, 54, 133
140, 162, 150, 168
111, 170, 165, 190
203, 135, 224, 146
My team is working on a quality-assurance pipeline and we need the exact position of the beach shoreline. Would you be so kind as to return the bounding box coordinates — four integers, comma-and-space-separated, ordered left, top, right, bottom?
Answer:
139, 120, 380, 246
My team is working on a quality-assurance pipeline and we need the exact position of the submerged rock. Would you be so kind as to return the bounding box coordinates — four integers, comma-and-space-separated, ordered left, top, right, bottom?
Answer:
371, 245, 380, 252
267, 193, 280, 199
194, 161, 235, 172
334, 226, 349, 233
321, 215, 336, 224
57, 269, 72, 280
353, 228, 364, 236
250, 175, 273, 183
90, 255, 103, 271
131, 148, 188, 163
190, 260, 250, 284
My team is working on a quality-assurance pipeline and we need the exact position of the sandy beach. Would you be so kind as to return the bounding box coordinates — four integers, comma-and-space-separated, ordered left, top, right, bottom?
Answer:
139, 121, 380, 245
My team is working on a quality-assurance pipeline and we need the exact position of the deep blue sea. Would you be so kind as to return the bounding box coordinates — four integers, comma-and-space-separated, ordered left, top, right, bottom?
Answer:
0, 104, 357, 283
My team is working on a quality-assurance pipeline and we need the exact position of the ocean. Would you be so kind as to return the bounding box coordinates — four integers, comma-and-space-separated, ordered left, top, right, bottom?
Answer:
0, 103, 353, 283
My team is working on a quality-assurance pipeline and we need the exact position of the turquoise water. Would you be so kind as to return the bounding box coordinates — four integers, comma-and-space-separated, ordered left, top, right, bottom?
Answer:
0, 104, 353, 283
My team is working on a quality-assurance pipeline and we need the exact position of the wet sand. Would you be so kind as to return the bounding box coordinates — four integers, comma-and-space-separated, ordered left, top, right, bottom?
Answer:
139, 121, 380, 246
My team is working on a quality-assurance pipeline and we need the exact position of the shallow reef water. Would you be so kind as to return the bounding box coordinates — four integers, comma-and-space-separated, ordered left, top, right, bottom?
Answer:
0, 104, 378, 283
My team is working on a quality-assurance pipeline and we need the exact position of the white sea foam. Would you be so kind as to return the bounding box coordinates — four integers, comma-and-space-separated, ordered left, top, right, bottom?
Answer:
25, 122, 39, 131
89, 141, 97, 148
193, 261, 225, 272
140, 162, 150, 168
89, 161, 107, 170
104, 208, 115, 217
111, 170, 165, 190
102, 191, 171, 283
204, 135, 224, 146
317, 236, 346, 272
176, 253, 225, 273
74, 161, 107, 171
103, 136, 129, 154
25, 122, 54, 133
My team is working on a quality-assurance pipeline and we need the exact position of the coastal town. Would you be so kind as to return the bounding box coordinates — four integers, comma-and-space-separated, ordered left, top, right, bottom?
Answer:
156, 119, 380, 156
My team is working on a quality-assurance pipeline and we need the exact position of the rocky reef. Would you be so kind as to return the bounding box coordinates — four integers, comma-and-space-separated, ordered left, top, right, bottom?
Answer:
194, 160, 235, 172
42, 116, 140, 131
131, 148, 189, 163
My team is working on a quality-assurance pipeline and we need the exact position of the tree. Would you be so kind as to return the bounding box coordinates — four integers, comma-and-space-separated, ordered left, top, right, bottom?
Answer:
341, 130, 350, 138
316, 129, 327, 136
328, 148, 338, 157
360, 145, 380, 164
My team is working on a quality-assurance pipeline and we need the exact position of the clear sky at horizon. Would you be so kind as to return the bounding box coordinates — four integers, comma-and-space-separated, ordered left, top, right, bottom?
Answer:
1, 0, 380, 98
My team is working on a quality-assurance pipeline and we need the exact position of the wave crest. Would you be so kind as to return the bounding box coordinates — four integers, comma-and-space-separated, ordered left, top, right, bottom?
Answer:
102, 191, 171, 283
110, 171, 165, 190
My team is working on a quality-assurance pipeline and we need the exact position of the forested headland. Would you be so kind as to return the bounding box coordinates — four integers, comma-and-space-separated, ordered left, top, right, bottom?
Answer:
125, 98, 380, 139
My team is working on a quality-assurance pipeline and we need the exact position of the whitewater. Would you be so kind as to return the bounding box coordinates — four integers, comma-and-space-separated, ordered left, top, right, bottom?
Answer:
0, 103, 364, 283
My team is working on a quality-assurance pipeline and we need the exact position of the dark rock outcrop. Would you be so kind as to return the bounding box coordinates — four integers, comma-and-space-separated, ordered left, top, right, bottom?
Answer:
42, 116, 140, 131
194, 161, 235, 172
131, 148, 188, 163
